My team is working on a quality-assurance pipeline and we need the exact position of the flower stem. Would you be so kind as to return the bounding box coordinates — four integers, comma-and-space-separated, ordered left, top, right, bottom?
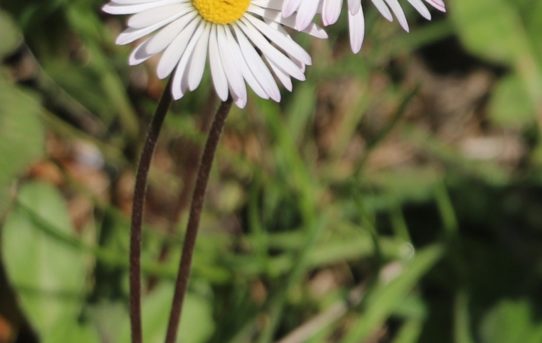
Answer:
164, 98, 233, 343
130, 80, 172, 343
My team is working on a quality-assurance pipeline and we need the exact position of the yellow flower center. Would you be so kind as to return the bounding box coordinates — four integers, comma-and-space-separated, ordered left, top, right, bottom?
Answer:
192, 0, 251, 24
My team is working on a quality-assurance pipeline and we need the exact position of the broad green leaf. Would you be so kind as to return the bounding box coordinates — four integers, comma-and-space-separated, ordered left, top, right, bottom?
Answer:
2, 182, 88, 339
0, 77, 45, 214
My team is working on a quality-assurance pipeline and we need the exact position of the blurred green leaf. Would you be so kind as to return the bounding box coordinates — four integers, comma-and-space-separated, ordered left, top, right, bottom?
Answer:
454, 291, 475, 343
452, 0, 542, 112
489, 75, 536, 129
43, 321, 99, 343
343, 244, 444, 343
0, 77, 45, 213
361, 167, 443, 211
0, 10, 22, 59
525, 1, 542, 63
2, 182, 88, 340
480, 300, 542, 343
451, 0, 530, 65
285, 83, 316, 144
392, 319, 423, 343
2, 2, 542, 342
117, 284, 215, 343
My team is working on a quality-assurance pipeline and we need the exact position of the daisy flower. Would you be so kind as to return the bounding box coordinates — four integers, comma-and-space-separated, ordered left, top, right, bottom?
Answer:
283, 0, 446, 53
103, 0, 327, 108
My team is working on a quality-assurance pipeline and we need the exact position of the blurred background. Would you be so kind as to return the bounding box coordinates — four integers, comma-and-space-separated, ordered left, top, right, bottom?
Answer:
1, 0, 542, 342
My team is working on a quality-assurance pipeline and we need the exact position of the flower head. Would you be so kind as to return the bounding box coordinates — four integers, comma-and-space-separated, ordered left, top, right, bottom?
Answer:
283, 0, 446, 53
103, 0, 327, 107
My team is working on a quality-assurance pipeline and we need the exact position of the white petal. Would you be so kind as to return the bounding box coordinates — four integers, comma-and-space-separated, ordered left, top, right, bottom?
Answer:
384, 0, 410, 32
295, 0, 320, 30
244, 14, 311, 66
282, 0, 302, 17
187, 23, 210, 91
224, 26, 269, 100
234, 24, 281, 102
171, 21, 206, 99
217, 25, 247, 105
208, 25, 229, 101
145, 12, 197, 54
128, 38, 153, 65
348, 7, 365, 53
322, 0, 343, 26
370, 0, 393, 21
156, 17, 199, 79
348, 0, 361, 15
238, 19, 305, 81
103, 0, 180, 15
265, 56, 293, 91
127, 4, 189, 29
407, 0, 431, 19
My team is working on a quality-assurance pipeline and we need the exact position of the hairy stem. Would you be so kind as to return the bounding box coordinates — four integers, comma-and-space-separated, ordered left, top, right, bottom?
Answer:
130, 81, 172, 343
164, 98, 233, 343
